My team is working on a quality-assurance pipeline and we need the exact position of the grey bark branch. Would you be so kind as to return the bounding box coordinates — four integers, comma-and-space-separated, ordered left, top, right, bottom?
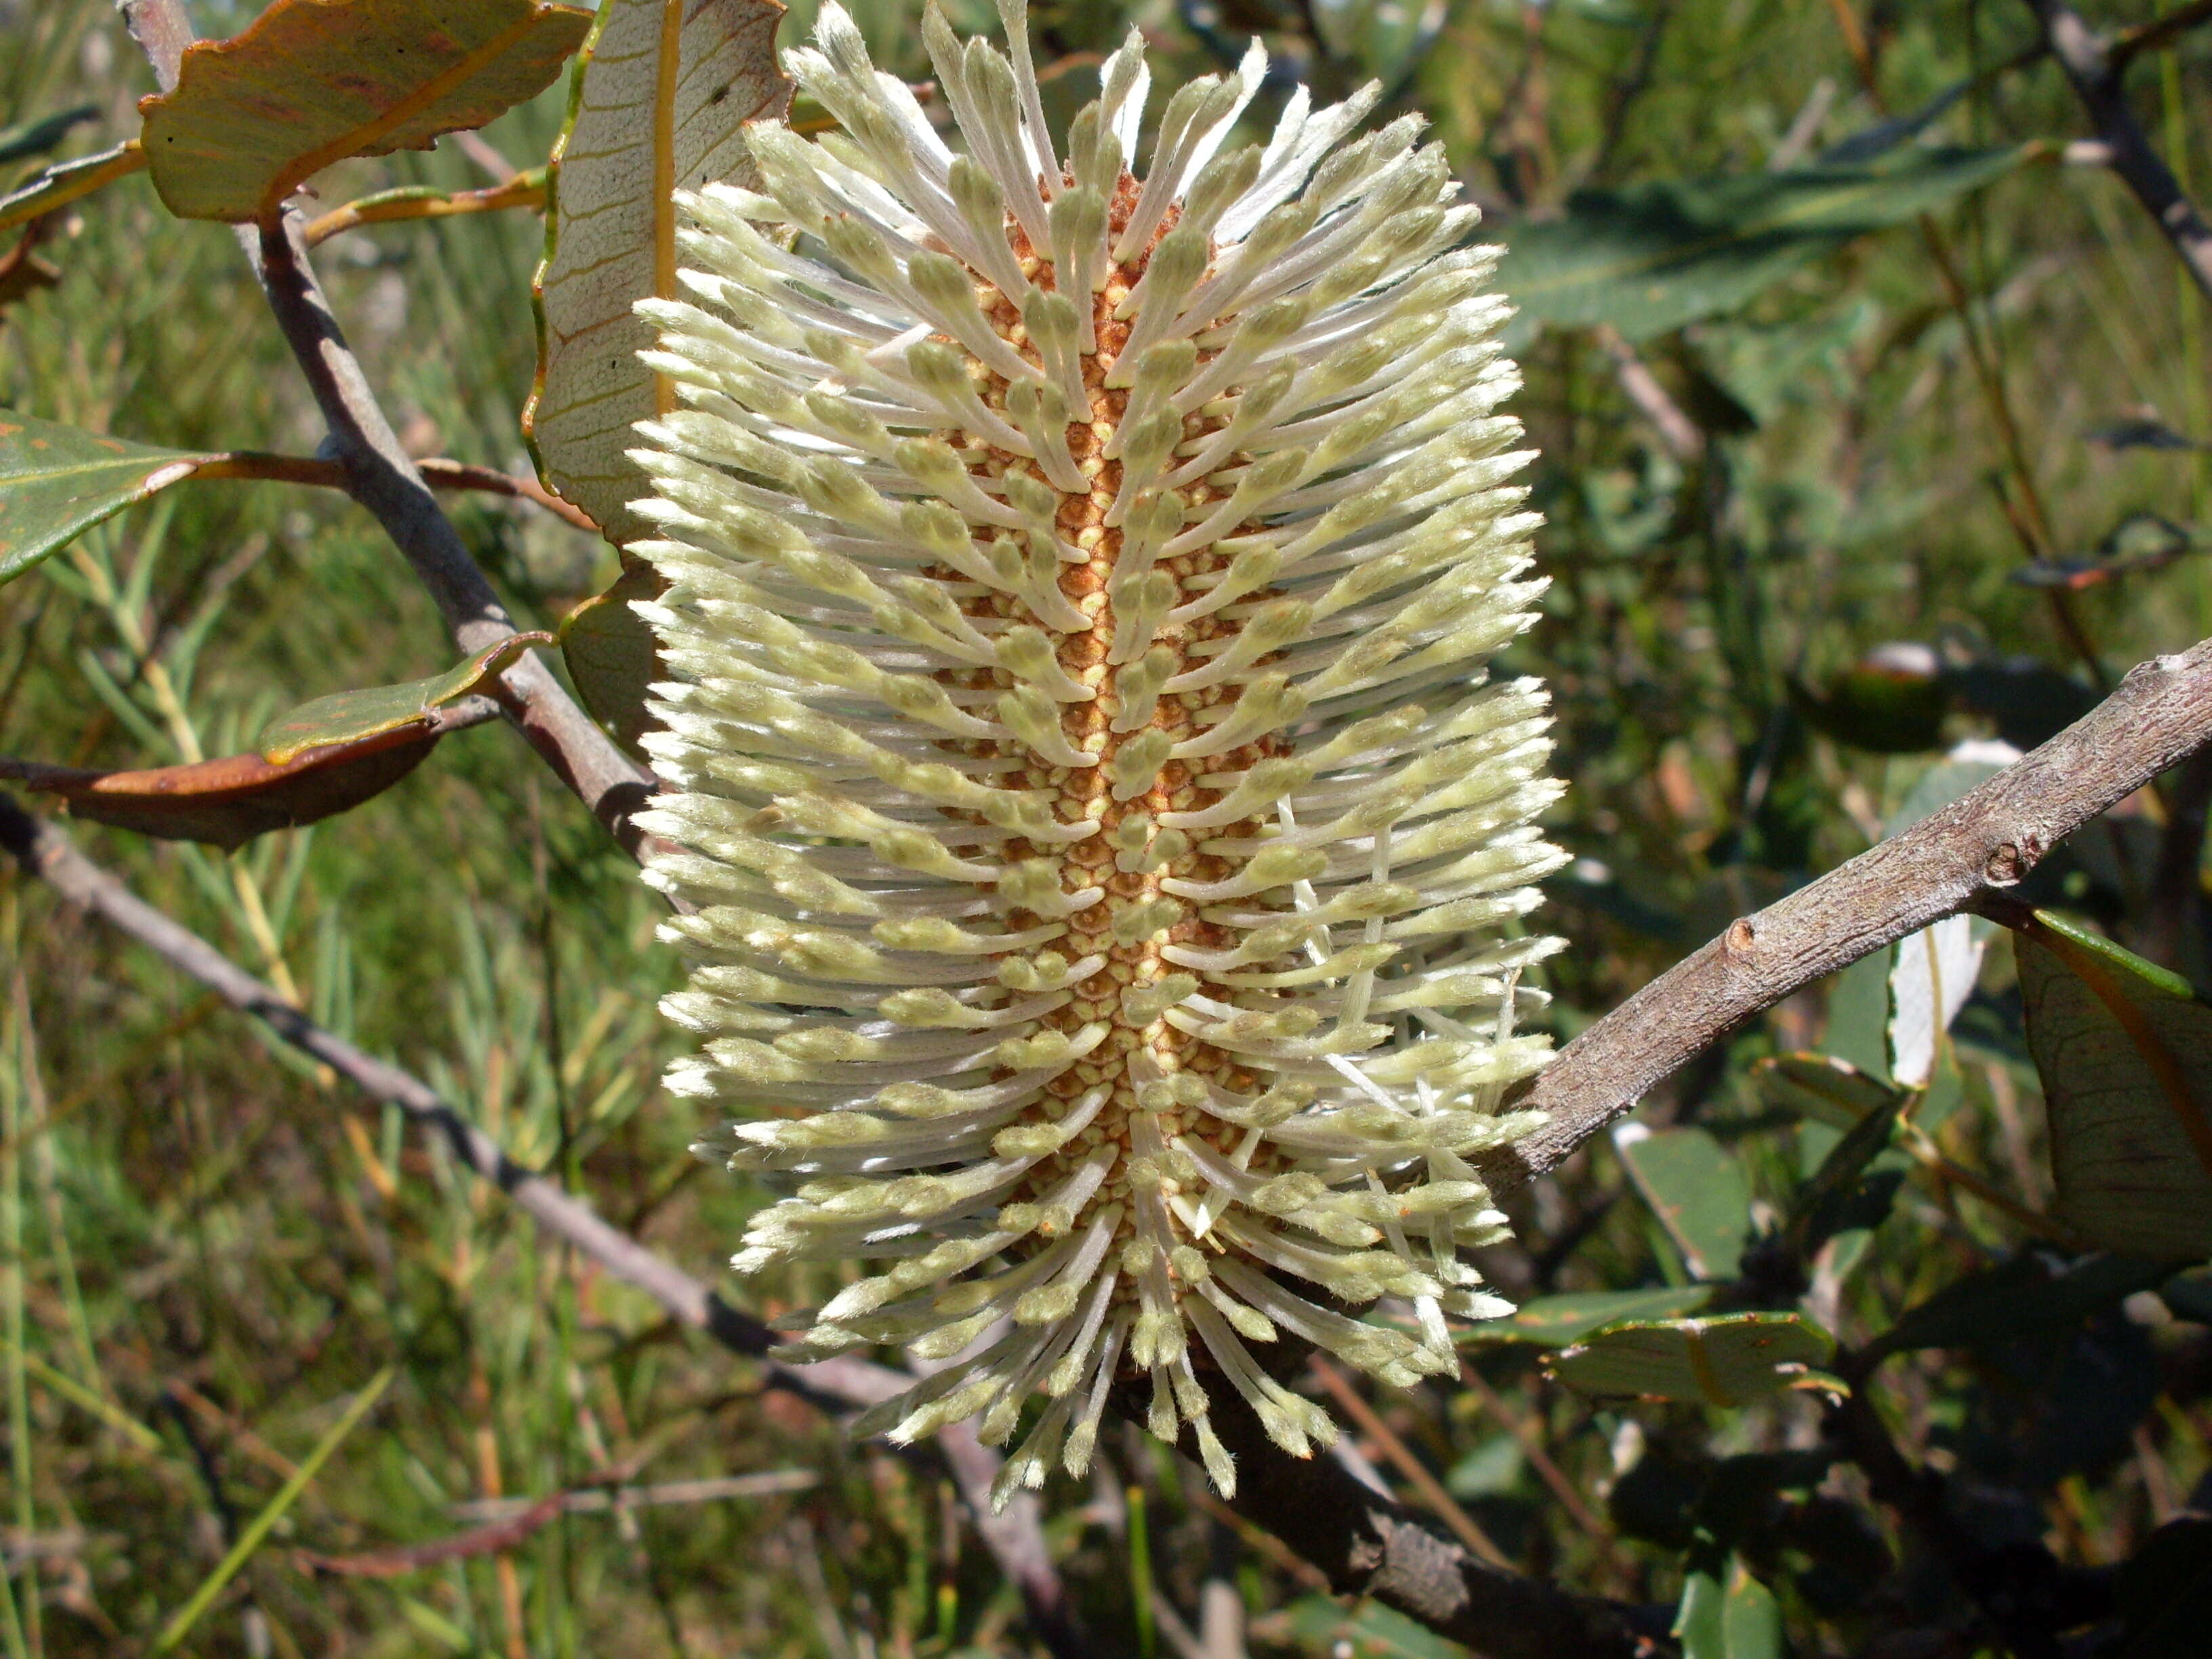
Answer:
1490, 636, 2212, 1187
119, 0, 657, 858
2024, 0, 2212, 302
0, 794, 1083, 1654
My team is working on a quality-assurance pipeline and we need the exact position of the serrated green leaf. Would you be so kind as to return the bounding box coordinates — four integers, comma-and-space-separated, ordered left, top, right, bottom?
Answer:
1498, 146, 2025, 342
0, 407, 218, 583
527, 0, 790, 544
138, 0, 592, 223
1616, 1125, 1751, 1280
2017, 912, 2212, 1261
257, 634, 554, 764
559, 565, 661, 758
1553, 1313, 1836, 1406
1467, 1284, 1716, 1347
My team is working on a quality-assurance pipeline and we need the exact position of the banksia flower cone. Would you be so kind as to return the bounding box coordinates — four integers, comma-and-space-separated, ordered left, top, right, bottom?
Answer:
629, 0, 1565, 1504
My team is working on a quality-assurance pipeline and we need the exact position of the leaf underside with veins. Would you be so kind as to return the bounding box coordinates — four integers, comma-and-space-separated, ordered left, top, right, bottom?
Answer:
526, 0, 791, 544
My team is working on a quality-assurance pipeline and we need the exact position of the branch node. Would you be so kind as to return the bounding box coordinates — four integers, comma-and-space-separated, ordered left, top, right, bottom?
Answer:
1723, 917, 1757, 956
1984, 839, 2031, 885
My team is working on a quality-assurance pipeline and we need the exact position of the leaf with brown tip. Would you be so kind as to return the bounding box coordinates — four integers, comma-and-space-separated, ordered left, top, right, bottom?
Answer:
1, 729, 439, 851
138, 0, 592, 223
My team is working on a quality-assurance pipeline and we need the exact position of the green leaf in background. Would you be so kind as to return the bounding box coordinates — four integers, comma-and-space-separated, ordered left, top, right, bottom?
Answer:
136, 0, 592, 222
2163, 1268, 2212, 1324
0, 104, 98, 169
1822, 952, 1896, 1084
2015, 911, 2212, 1262
1552, 1313, 1837, 1406
1279, 1593, 1467, 1659
1307, 0, 1445, 92
1757, 1052, 1900, 1128
1469, 1284, 1716, 1347
1498, 146, 2024, 342
1862, 1250, 2173, 1365
0, 407, 217, 583
1721, 1558, 1783, 1658
559, 565, 662, 759
1675, 1557, 1783, 1659
1443, 1434, 1523, 1499
527, 0, 791, 544
257, 633, 554, 764
1785, 1082, 1906, 1263
1615, 1124, 1752, 1279
1788, 647, 1950, 754
1675, 1564, 1725, 1657
0, 141, 150, 235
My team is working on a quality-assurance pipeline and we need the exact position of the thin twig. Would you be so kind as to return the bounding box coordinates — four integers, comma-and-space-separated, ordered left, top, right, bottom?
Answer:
1824, 3, 2105, 684
0, 795, 1088, 1658
2025, 0, 2212, 302
2110, 0, 2212, 72
189, 451, 601, 534
1456, 1363, 1610, 1540
1307, 1359, 1511, 1568
302, 175, 544, 247
1494, 635, 2212, 1188
1592, 327, 1704, 466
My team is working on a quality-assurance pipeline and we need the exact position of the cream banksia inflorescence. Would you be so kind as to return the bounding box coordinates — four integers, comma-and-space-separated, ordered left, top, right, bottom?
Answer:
627, 0, 1566, 1504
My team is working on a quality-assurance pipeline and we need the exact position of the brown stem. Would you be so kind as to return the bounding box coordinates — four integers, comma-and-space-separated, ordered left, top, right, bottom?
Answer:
0, 794, 1087, 1657
193, 452, 601, 534
1492, 635, 2212, 1189
2026, 0, 2212, 303
302, 174, 546, 248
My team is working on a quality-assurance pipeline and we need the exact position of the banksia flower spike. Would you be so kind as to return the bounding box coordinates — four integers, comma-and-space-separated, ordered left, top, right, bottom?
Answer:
628, 0, 1566, 1504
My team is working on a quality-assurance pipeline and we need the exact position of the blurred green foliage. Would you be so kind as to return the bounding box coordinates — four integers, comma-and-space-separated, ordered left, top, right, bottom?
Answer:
2, 0, 2210, 1655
